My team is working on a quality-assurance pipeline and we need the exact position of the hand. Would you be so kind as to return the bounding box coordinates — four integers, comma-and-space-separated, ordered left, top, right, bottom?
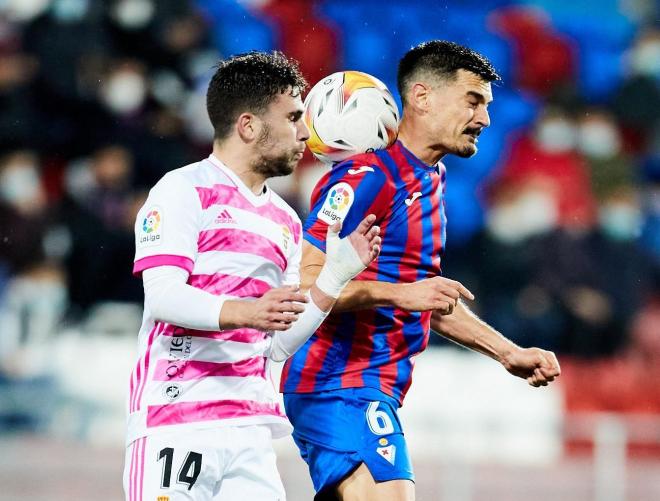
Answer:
394, 277, 474, 313
340, 213, 382, 267
315, 214, 381, 298
230, 285, 308, 332
501, 347, 561, 387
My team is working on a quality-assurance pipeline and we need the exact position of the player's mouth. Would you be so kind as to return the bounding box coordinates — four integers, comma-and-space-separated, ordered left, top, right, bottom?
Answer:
463, 128, 481, 143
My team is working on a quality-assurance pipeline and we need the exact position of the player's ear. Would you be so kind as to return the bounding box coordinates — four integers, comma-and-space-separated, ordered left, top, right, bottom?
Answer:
236, 112, 258, 142
409, 82, 431, 113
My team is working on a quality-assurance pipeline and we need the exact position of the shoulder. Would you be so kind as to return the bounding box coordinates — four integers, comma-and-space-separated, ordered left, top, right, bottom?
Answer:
321, 152, 393, 189
268, 189, 302, 226
148, 162, 206, 207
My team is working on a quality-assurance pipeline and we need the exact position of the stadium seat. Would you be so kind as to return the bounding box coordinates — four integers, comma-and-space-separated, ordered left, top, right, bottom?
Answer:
196, 0, 275, 54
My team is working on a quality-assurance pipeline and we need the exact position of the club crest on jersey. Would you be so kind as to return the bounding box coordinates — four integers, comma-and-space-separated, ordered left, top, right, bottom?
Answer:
137, 206, 162, 248
376, 444, 396, 465
318, 182, 354, 224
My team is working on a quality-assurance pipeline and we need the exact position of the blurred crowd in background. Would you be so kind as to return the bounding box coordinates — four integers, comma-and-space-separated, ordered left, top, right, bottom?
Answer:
0, 0, 659, 430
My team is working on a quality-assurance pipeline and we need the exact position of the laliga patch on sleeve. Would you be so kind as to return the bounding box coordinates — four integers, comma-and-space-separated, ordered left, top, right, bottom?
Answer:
137, 206, 163, 247
317, 182, 355, 224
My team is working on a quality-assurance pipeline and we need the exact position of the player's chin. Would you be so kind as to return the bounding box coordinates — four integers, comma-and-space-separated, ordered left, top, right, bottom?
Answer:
454, 141, 478, 158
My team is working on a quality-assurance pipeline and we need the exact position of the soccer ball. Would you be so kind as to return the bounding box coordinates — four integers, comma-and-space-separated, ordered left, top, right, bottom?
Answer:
304, 71, 400, 164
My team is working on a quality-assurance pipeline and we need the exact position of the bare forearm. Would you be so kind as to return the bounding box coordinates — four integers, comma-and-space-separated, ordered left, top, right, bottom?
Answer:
301, 265, 398, 312
430, 301, 519, 364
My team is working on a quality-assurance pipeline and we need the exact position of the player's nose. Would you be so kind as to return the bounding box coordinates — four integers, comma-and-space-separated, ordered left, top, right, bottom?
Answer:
475, 107, 490, 128
298, 119, 311, 143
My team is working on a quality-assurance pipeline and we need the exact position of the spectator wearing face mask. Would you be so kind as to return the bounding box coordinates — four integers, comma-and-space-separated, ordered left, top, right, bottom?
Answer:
612, 28, 660, 152
0, 150, 68, 376
493, 105, 597, 230
577, 107, 636, 201
440, 178, 564, 351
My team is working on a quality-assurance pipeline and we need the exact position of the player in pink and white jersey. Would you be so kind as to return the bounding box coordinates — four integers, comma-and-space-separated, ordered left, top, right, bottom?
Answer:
123, 51, 381, 501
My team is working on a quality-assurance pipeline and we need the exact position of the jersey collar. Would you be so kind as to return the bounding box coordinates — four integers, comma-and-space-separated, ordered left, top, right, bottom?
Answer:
207, 154, 271, 207
395, 140, 442, 175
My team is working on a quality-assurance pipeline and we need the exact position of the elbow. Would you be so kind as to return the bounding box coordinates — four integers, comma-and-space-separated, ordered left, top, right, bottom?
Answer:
267, 338, 291, 363
268, 348, 290, 363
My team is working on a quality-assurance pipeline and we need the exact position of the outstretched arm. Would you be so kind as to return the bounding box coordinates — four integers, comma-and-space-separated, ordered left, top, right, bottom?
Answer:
267, 214, 381, 361
300, 242, 474, 314
430, 301, 561, 387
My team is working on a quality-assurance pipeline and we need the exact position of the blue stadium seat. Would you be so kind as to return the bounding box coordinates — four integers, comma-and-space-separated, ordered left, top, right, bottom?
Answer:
578, 47, 624, 100
195, 0, 275, 54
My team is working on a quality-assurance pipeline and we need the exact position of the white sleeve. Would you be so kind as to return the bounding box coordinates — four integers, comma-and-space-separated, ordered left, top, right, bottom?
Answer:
267, 290, 328, 362
143, 266, 227, 331
133, 172, 201, 277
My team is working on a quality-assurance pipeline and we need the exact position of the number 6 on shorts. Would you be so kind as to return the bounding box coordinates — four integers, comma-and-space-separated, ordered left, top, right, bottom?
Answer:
366, 401, 394, 435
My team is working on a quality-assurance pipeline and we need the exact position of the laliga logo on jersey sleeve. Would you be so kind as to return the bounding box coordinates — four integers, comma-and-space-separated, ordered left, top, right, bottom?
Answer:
318, 182, 354, 224
138, 207, 162, 247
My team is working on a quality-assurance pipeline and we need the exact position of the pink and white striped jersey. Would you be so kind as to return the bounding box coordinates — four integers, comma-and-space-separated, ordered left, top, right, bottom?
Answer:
127, 154, 302, 444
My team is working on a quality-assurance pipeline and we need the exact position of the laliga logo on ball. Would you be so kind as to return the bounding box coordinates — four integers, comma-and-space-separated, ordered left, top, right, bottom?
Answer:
304, 71, 400, 164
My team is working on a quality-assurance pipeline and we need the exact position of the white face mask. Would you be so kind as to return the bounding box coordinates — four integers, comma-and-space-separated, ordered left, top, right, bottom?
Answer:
101, 70, 147, 116
630, 40, 660, 79
111, 0, 155, 30
578, 121, 621, 159
487, 189, 559, 244
535, 118, 577, 153
599, 202, 642, 241
3, 0, 50, 22
0, 164, 41, 207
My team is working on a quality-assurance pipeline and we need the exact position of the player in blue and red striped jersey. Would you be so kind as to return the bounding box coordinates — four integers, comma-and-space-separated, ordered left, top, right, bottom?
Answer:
281, 41, 562, 501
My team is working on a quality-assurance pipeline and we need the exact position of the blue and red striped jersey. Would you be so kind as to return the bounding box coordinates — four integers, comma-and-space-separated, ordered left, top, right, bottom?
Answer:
280, 141, 447, 404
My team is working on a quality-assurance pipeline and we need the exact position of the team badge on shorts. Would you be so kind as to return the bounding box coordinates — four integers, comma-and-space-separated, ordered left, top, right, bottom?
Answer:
376, 437, 396, 465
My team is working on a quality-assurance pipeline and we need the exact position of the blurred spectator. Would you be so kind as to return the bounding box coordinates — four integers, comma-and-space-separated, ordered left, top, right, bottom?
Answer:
443, 179, 565, 351
0, 15, 41, 151
447, 173, 655, 357
576, 106, 636, 203
492, 105, 597, 229
61, 145, 143, 314
490, 6, 577, 97
612, 27, 660, 151
0, 150, 67, 374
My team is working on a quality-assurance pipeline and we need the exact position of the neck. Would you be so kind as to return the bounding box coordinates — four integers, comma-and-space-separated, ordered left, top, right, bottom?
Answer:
212, 141, 267, 195
397, 114, 446, 166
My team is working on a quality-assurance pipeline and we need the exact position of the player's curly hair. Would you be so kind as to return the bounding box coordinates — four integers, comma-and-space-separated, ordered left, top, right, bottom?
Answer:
206, 51, 308, 141
397, 40, 501, 106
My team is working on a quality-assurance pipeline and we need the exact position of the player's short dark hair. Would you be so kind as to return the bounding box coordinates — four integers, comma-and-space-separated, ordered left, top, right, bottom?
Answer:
206, 51, 308, 141
397, 40, 500, 106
